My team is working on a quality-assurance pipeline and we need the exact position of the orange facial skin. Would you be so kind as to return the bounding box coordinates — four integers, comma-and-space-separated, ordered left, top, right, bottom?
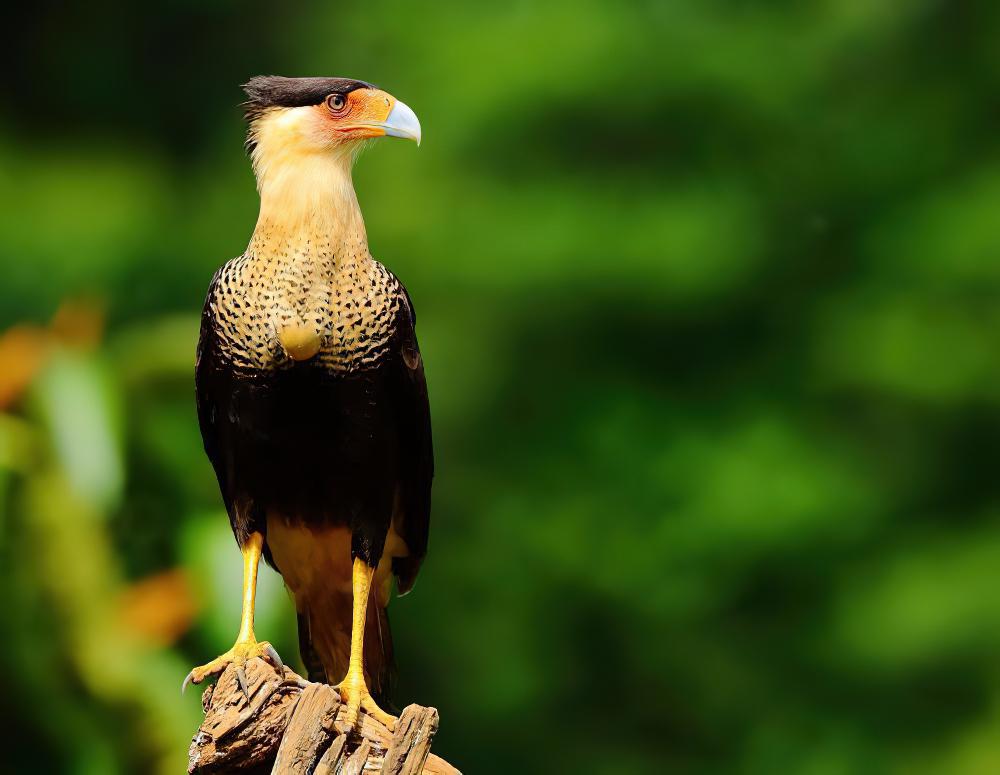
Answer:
317, 88, 398, 142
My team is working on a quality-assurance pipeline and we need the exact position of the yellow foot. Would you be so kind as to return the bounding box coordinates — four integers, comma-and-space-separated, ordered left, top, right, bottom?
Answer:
182, 639, 283, 697
335, 673, 396, 730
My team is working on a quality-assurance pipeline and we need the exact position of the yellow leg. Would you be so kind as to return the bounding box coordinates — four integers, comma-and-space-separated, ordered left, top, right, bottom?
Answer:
336, 557, 396, 729
182, 532, 284, 696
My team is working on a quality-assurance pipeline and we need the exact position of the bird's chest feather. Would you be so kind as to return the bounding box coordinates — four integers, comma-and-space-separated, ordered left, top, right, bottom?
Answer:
209, 246, 402, 373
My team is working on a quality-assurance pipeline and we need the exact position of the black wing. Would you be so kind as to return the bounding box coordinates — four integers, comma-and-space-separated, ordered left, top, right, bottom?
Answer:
390, 277, 434, 594
195, 266, 240, 530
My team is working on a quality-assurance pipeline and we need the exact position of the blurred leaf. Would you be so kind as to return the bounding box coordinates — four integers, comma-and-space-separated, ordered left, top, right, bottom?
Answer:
31, 350, 125, 511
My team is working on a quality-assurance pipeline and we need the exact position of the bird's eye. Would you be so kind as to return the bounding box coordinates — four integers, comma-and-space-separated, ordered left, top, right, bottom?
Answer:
326, 94, 348, 113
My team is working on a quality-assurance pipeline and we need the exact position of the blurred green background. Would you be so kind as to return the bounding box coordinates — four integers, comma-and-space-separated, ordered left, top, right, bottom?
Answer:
2, 1, 999, 772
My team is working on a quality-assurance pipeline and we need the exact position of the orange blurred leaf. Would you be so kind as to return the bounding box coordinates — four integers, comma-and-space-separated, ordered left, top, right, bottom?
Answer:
0, 326, 50, 409
117, 568, 199, 646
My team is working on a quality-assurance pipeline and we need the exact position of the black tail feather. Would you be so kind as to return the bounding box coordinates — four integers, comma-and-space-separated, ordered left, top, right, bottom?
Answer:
297, 612, 328, 684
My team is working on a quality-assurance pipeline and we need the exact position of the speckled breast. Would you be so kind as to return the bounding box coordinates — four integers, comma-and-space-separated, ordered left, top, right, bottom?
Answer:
207, 248, 403, 373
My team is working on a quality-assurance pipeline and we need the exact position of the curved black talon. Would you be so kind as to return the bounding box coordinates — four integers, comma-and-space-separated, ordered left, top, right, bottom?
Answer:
263, 643, 284, 675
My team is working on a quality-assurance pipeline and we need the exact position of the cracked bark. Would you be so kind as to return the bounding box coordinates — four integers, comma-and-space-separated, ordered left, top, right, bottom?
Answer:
188, 660, 459, 774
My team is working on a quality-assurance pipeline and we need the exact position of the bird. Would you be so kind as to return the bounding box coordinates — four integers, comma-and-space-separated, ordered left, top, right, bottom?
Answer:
183, 76, 432, 730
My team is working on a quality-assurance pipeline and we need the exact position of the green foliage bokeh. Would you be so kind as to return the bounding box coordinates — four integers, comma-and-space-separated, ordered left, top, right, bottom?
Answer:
2, 1, 999, 772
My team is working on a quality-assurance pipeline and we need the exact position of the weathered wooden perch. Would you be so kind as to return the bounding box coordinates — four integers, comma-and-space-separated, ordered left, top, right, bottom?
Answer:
188, 660, 460, 774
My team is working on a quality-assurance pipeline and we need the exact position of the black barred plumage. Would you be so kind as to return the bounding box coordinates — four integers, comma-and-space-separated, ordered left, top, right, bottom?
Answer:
206, 244, 404, 373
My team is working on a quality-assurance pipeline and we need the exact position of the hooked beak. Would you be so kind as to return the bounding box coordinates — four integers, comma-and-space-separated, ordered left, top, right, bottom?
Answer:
381, 99, 421, 146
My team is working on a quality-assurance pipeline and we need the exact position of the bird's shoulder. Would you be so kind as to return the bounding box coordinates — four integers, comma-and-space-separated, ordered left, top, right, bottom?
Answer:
372, 261, 416, 333
197, 254, 252, 365
197, 260, 232, 356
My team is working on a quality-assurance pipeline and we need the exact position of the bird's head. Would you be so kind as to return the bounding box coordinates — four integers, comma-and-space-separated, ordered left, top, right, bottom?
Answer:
242, 76, 421, 188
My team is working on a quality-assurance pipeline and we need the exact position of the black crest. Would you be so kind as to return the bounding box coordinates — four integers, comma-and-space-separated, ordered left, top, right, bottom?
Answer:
242, 75, 376, 121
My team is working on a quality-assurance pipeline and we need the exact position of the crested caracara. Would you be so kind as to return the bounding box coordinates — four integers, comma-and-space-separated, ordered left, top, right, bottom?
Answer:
184, 76, 432, 729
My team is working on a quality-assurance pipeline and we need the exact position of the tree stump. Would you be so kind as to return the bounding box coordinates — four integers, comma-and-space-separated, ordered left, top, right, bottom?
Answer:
188, 660, 460, 774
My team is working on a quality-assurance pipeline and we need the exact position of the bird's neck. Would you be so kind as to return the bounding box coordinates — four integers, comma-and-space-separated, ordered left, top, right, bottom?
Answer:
248, 148, 369, 269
